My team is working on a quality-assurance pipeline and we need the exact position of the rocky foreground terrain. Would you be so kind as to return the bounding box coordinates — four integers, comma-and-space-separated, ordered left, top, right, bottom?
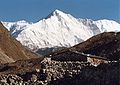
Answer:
0, 24, 119, 85
0, 57, 119, 85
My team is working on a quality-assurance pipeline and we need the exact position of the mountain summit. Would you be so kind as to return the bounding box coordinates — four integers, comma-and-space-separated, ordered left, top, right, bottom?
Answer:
2, 10, 120, 53
45, 9, 67, 19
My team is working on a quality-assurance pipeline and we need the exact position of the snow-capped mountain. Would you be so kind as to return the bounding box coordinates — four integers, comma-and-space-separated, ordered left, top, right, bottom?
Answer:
2, 9, 120, 51
95, 20, 120, 32
2, 20, 31, 38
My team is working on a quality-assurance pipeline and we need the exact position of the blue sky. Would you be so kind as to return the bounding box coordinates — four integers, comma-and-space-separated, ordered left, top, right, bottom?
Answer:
0, 0, 119, 22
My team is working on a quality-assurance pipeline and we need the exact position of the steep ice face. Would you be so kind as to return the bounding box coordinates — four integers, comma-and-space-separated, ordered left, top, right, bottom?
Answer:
2, 9, 120, 51
78, 19, 101, 35
2, 20, 31, 38
16, 10, 94, 50
95, 19, 120, 32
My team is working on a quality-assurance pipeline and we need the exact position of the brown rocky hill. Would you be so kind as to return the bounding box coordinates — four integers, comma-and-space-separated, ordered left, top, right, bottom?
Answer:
0, 22, 41, 64
48, 32, 120, 61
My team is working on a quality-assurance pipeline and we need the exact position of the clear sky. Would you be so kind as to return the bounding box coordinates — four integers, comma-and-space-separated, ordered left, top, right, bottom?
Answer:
0, 0, 120, 23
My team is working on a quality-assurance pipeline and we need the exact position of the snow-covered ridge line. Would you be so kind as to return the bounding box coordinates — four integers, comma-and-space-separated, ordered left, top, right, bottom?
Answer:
2, 9, 120, 51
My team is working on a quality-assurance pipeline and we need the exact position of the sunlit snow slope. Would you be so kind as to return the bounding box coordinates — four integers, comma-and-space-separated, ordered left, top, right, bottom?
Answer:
2, 9, 120, 51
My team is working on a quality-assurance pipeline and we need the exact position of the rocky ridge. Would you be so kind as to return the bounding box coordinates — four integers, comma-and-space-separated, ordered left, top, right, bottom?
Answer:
49, 32, 120, 61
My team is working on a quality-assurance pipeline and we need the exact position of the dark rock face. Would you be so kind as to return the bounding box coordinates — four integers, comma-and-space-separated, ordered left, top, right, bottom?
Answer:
48, 32, 120, 61
50, 51, 87, 61
0, 23, 41, 64
71, 32, 120, 60
36, 47, 66, 55
0, 58, 43, 74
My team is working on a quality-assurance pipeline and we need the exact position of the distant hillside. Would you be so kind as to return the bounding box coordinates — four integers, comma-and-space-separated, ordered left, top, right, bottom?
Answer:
48, 32, 120, 61
0, 22, 41, 64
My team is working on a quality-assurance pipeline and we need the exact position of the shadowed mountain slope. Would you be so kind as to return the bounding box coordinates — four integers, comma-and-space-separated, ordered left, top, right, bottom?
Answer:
48, 32, 120, 61
0, 22, 41, 64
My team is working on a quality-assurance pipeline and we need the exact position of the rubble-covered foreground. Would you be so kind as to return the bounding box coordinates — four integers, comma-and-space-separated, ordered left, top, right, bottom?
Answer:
0, 58, 90, 85
0, 58, 119, 85
49, 61, 119, 85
